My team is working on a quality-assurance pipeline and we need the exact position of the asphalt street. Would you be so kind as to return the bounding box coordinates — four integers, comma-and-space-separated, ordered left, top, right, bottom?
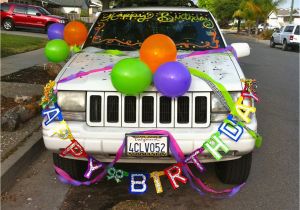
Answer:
1, 34, 299, 210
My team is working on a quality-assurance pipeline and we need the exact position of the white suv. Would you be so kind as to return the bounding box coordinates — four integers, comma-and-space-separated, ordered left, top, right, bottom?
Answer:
270, 24, 300, 50
43, 7, 256, 184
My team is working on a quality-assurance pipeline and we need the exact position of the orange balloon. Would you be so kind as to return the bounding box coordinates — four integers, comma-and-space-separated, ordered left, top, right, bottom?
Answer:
64, 21, 88, 46
140, 34, 177, 73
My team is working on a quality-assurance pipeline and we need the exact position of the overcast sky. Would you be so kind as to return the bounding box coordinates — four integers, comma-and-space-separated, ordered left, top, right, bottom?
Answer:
279, 0, 300, 9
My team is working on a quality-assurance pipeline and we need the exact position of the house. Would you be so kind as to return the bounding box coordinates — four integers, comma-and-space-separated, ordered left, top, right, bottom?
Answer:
45, 0, 102, 15
267, 8, 300, 27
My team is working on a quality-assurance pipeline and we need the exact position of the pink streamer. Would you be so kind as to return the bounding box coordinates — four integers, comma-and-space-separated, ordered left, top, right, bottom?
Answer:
57, 66, 113, 84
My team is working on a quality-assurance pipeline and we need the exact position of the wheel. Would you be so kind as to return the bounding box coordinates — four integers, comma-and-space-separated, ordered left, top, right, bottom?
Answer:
270, 37, 276, 48
45, 22, 54, 33
215, 152, 252, 184
282, 39, 288, 51
53, 153, 88, 181
2, 18, 14, 31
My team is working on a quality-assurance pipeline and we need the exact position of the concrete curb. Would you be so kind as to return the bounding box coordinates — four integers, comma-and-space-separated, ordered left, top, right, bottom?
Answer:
1, 128, 45, 193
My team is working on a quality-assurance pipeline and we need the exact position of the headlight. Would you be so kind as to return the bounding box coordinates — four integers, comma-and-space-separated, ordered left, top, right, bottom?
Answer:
59, 19, 65, 24
211, 92, 241, 112
57, 91, 86, 111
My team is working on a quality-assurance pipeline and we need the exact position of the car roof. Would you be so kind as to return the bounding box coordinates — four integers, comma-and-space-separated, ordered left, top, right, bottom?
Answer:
103, 7, 209, 13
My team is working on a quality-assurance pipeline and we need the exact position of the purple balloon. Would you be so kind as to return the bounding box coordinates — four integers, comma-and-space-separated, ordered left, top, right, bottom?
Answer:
154, 61, 191, 97
47, 23, 65, 40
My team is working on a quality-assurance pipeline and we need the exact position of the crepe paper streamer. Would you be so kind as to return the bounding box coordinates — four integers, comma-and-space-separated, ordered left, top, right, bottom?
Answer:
129, 173, 149, 194
100, 49, 125, 56
189, 68, 238, 117
107, 167, 128, 183
203, 132, 229, 161
177, 45, 237, 60
155, 130, 243, 198
218, 114, 244, 142
49, 120, 73, 140
60, 139, 88, 158
84, 156, 103, 179
184, 148, 205, 173
58, 65, 113, 84
54, 130, 244, 197
164, 163, 188, 190
150, 171, 165, 194
235, 96, 256, 123
42, 103, 63, 126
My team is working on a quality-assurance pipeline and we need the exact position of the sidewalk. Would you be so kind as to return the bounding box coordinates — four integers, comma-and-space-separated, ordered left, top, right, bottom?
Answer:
1, 48, 47, 76
1, 30, 47, 38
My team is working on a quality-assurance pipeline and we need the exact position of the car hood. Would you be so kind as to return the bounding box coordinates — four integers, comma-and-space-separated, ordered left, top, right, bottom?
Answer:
56, 47, 243, 92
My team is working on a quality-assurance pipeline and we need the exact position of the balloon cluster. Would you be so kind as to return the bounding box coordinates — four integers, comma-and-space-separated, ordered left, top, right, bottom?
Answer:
111, 34, 191, 97
45, 21, 88, 63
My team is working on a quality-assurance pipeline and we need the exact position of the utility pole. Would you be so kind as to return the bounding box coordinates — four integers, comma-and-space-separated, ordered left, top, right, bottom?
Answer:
289, 0, 294, 23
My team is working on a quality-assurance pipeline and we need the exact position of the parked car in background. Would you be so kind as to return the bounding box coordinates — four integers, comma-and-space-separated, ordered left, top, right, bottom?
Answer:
258, 23, 279, 32
0, 2, 67, 31
270, 24, 300, 50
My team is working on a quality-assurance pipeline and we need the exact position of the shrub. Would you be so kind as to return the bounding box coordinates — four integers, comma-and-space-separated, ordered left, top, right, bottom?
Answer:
259, 29, 273, 40
80, 9, 89, 17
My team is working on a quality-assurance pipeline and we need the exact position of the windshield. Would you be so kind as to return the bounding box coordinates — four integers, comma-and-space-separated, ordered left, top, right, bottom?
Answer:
84, 11, 225, 51
38, 7, 51, 15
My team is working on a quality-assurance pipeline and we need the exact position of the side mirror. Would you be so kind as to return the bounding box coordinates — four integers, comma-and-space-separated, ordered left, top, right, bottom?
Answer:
231, 43, 250, 58
36, 12, 41, 16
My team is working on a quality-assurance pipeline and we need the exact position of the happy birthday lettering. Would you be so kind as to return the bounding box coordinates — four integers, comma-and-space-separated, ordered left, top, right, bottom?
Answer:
101, 12, 214, 27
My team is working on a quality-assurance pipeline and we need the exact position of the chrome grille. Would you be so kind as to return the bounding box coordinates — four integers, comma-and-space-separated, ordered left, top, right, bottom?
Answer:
87, 92, 210, 127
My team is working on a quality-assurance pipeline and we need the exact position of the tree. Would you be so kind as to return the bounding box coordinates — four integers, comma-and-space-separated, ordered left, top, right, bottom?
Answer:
233, 9, 245, 33
198, 0, 240, 27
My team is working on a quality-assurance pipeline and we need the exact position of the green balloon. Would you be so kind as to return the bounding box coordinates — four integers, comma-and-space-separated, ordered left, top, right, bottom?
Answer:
45, 39, 70, 63
111, 58, 152, 95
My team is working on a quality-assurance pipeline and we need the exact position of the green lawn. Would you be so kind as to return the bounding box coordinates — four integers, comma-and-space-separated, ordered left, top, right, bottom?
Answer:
1, 33, 48, 58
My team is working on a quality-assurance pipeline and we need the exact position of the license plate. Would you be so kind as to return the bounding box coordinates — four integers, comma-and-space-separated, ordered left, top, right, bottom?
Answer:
126, 134, 169, 157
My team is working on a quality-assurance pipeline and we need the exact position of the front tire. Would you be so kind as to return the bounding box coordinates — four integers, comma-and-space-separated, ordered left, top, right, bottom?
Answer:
53, 153, 87, 181
215, 152, 252, 184
2, 18, 14, 31
270, 37, 276, 48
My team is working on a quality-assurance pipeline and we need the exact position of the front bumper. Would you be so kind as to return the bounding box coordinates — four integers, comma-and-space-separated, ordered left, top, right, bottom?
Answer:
43, 115, 257, 163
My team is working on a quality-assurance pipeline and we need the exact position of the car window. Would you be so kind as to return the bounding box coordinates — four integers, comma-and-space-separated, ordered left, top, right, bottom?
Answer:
13, 5, 26, 14
27, 7, 38, 15
294, 26, 299, 35
0, 4, 10, 12
84, 11, 225, 51
38, 7, 51, 15
284, 26, 294, 33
